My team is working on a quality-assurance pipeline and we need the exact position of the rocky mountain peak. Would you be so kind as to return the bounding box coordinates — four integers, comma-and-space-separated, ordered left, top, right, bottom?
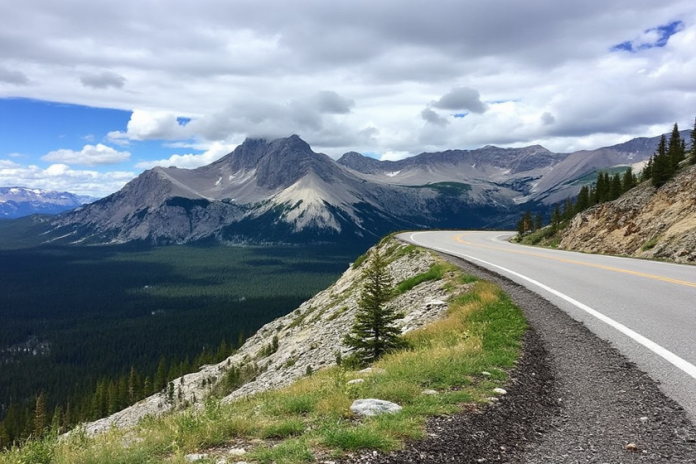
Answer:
336, 151, 386, 174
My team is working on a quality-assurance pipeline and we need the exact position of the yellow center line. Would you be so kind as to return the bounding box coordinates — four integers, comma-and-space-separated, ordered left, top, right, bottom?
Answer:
454, 233, 696, 289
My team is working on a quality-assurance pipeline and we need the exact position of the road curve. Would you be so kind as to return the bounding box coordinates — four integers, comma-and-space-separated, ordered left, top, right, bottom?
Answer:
400, 230, 696, 421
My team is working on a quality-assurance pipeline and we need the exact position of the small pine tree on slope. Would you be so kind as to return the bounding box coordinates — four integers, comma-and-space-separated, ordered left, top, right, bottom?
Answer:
691, 117, 696, 165
344, 248, 406, 366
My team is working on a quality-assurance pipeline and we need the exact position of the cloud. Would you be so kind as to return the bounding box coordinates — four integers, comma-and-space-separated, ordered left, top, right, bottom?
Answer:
1, 0, 695, 174
0, 160, 134, 197
311, 91, 355, 114
108, 110, 190, 142
431, 87, 487, 114
0, 67, 30, 85
541, 112, 556, 125
611, 20, 685, 52
80, 71, 126, 89
42, 144, 131, 166
420, 108, 449, 126
135, 141, 234, 169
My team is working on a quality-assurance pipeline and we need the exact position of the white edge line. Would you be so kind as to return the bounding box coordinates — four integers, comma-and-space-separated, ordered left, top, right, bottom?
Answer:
406, 232, 696, 380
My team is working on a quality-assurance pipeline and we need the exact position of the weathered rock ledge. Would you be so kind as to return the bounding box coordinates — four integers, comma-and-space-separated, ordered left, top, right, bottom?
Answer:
559, 163, 696, 264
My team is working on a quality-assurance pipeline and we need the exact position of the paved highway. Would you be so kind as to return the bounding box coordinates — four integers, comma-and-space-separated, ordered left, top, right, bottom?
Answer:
400, 230, 696, 421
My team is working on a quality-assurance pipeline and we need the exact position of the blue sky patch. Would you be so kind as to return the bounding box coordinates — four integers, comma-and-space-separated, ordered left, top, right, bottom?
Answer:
611, 20, 684, 52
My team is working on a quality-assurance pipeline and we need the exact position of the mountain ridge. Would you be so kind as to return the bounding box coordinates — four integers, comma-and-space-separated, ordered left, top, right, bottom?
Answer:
3, 131, 675, 246
0, 187, 98, 219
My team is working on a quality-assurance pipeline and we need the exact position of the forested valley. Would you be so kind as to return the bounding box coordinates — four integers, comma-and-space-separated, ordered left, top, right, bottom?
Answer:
0, 243, 362, 447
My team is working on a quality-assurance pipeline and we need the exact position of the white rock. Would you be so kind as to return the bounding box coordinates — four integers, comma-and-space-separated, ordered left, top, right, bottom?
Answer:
347, 378, 365, 385
481, 371, 491, 376
422, 389, 438, 395
228, 448, 246, 456
350, 399, 402, 416
493, 387, 507, 395
185, 453, 208, 462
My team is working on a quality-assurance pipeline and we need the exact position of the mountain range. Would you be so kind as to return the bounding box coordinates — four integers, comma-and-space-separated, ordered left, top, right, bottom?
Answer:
7, 132, 676, 246
0, 187, 97, 219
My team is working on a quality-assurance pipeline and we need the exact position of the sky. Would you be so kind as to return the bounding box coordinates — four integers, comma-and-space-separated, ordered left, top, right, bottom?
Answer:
1, 0, 695, 197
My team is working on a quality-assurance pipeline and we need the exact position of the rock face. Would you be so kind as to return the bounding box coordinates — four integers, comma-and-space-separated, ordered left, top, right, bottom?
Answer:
34, 132, 670, 246
79, 238, 462, 435
559, 163, 696, 264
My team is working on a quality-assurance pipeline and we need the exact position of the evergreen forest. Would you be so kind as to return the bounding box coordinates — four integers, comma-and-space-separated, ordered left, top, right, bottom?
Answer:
0, 243, 362, 447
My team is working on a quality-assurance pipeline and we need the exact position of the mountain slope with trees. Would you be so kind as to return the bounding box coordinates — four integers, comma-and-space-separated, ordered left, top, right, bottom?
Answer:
558, 119, 696, 263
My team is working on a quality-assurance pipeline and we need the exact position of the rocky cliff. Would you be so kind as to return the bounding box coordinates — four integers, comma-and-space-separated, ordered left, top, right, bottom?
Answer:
559, 164, 696, 264
81, 237, 465, 435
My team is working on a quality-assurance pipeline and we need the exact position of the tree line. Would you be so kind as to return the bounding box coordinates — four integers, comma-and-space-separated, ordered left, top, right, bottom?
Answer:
642, 119, 696, 187
517, 118, 696, 237
0, 337, 238, 448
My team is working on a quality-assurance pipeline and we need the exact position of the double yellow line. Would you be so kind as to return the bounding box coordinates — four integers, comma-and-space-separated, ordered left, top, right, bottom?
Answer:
454, 233, 696, 289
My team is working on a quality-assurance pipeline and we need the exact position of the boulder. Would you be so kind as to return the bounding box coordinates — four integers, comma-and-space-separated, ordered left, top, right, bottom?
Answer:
350, 399, 402, 416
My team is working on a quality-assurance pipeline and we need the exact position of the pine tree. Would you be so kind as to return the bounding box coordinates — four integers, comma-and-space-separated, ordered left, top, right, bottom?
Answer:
534, 213, 543, 231
652, 134, 670, 187
516, 211, 533, 235
0, 421, 9, 450
344, 248, 405, 365
621, 167, 635, 193
641, 156, 653, 181
691, 117, 696, 165
562, 198, 574, 221
128, 366, 137, 405
575, 185, 590, 213
609, 173, 622, 200
50, 406, 63, 435
154, 356, 168, 392
667, 123, 684, 171
33, 392, 46, 438
551, 205, 561, 231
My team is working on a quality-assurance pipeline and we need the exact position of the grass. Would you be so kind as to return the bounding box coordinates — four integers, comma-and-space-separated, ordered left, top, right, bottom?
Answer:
518, 225, 563, 247
641, 236, 660, 251
395, 262, 457, 295
0, 255, 526, 464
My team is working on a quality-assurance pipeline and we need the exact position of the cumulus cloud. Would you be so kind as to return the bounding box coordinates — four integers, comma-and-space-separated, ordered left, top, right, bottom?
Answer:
135, 142, 234, 169
108, 110, 190, 142
0, 160, 135, 197
421, 108, 449, 126
0, 67, 30, 85
431, 87, 487, 114
1, 0, 696, 177
80, 71, 126, 89
42, 144, 131, 166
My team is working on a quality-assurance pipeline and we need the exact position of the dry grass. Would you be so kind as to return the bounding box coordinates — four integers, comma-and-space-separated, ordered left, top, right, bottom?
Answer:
0, 259, 526, 464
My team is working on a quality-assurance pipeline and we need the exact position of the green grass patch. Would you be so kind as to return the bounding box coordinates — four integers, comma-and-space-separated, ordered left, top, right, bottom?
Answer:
395, 262, 456, 295
641, 236, 660, 251
0, 250, 527, 464
407, 182, 472, 196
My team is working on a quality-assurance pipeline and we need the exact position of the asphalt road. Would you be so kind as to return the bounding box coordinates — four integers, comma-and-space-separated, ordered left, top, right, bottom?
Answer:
400, 230, 696, 422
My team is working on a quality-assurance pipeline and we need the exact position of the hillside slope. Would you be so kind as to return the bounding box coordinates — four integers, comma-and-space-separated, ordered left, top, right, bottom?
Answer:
81, 238, 457, 435
559, 164, 696, 264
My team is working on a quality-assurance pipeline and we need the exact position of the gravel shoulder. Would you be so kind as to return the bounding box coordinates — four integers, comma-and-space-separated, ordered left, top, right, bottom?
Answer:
344, 254, 696, 463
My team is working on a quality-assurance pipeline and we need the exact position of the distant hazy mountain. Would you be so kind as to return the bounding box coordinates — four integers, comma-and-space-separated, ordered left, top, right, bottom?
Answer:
25, 132, 669, 246
0, 187, 98, 219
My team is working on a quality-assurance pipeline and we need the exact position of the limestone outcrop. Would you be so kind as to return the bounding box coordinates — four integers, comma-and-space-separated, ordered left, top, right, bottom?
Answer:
559, 164, 696, 264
